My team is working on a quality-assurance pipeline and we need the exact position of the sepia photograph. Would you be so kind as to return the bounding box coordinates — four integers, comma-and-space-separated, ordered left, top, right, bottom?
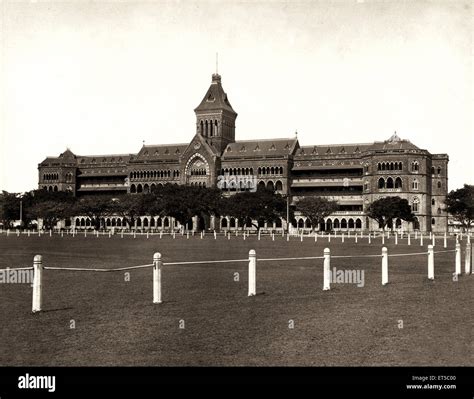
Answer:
0, 0, 473, 395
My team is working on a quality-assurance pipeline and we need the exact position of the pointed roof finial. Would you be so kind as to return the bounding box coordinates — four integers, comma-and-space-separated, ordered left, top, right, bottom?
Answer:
142, 139, 145, 146
295, 130, 298, 138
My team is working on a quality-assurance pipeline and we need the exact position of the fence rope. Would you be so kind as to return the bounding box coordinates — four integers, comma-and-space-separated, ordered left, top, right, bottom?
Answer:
0, 267, 34, 271
43, 264, 153, 272
164, 259, 248, 266
258, 256, 325, 262
331, 254, 382, 259
387, 251, 428, 257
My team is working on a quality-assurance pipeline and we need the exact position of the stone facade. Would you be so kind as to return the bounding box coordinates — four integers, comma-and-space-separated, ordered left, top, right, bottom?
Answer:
38, 73, 449, 232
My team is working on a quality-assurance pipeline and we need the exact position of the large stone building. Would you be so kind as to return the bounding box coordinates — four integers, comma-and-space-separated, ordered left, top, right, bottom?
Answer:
38, 73, 449, 232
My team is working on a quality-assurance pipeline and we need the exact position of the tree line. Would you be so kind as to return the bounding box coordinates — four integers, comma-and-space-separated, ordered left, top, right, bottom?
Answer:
0, 184, 472, 232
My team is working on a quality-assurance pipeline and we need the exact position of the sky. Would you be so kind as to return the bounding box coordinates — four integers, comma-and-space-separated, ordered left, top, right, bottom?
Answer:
1, 0, 473, 193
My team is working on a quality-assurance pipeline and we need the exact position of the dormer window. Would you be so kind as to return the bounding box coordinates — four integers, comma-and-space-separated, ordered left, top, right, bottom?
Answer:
143, 151, 149, 156
164, 149, 169, 155
240, 145, 246, 152
326, 148, 332, 154
270, 144, 276, 151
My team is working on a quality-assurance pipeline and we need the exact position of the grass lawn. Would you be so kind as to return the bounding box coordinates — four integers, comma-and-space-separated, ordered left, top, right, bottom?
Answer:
0, 232, 472, 366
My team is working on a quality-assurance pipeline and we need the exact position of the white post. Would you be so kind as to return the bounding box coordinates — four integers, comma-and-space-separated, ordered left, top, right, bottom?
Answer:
382, 247, 388, 285
415, 231, 418, 240
428, 244, 434, 280
323, 248, 331, 291
187, 231, 189, 239
465, 242, 471, 275
407, 233, 411, 246
301, 232, 303, 242
121, 231, 123, 239
153, 252, 162, 304
248, 249, 256, 296
395, 233, 398, 245
314, 234, 317, 243
341, 233, 344, 243
272, 233, 275, 241
429, 231, 432, 240
355, 234, 358, 243
368, 234, 371, 244
49, 229, 52, 237
84, 230, 87, 238
258, 230, 261, 241
455, 242, 461, 276
32, 255, 43, 313
286, 233, 289, 241
146, 231, 149, 239
444, 232, 447, 248
214, 230, 217, 240
420, 233, 423, 246
382, 234, 385, 245
432, 234, 435, 247
328, 234, 331, 243
200, 231, 203, 239
133, 231, 136, 239
243, 232, 246, 241
6, 229, 9, 237
28, 230, 30, 237
160, 231, 163, 239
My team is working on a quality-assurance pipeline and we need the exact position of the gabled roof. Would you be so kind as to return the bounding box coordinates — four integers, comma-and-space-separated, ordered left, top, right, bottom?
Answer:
132, 144, 189, 161
296, 143, 372, 157
222, 138, 298, 158
77, 154, 132, 165
194, 74, 237, 115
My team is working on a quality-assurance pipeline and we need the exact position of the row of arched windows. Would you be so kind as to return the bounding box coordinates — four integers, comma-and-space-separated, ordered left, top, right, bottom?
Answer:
200, 119, 219, 137
411, 162, 419, 172
130, 170, 179, 180
378, 177, 403, 189
190, 182, 206, 187
378, 162, 403, 171
74, 217, 176, 229
221, 167, 254, 176
130, 182, 178, 193
43, 173, 59, 181
42, 185, 58, 192
257, 180, 283, 191
190, 169, 206, 176
258, 166, 284, 175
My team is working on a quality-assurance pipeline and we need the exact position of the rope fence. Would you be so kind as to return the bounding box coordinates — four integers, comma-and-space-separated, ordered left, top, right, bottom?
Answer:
1, 241, 471, 314
1, 228, 471, 251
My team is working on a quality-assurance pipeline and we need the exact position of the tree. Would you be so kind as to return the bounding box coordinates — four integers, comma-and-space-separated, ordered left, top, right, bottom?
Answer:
0, 191, 21, 228
72, 195, 114, 230
445, 184, 474, 232
366, 196, 415, 231
28, 200, 74, 230
295, 196, 339, 232
23, 189, 76, 229
225, 187, 286, 231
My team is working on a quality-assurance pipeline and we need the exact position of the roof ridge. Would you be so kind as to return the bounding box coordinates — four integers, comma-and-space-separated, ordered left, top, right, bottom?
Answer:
233, 138, 297, 143
142, 143, 189, 148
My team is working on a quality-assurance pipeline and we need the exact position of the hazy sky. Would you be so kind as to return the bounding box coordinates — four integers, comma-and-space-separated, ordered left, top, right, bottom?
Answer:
1, 0, 472, 192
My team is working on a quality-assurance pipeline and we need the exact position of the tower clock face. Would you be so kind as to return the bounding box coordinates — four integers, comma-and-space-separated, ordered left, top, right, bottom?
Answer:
194, 142, 201, 150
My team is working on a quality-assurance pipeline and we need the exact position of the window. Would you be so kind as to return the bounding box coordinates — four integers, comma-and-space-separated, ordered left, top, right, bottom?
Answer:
431, 167, 435, 175
378, 178, 385, 189
386, 177, 394, 189
431, 218, 436, 225
411, 161, 419, 172
412, 198, 419, 212
432, 198, 435, 206
437, 167, 441, 175
437, 181, 442, 189
395, 177, 402, 189
412, 179, 419, 190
